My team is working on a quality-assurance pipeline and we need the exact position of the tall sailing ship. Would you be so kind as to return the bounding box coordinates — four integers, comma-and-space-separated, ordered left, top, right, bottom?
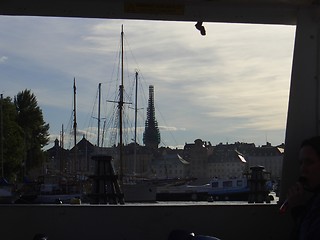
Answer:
94, 25, 157, 202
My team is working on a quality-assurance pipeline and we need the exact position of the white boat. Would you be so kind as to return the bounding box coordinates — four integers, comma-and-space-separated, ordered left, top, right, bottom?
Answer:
207, 178, 250, 201
0, 178, 20, 203
32, 182, 82, 204
0, 186, 20, 203
122, 180, 157, 202
17, 175, 82, 204
156, 177, 250, 201
33, 193, 81, 204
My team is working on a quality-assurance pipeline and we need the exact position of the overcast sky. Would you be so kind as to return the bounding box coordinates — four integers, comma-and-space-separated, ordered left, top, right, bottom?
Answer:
0, 16, 296, 149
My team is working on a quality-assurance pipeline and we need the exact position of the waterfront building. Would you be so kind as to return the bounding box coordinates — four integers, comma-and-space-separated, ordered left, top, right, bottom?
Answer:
46, 137, 284, 185
207, 141, 283, 181
121, 143, 153, 177
242, 142, 284, 181
183, 139, 213, 180
46, 136, 97, 176
46, 138, 69, 175
151, 148, 190, 179
68, 136, 96, 174
208, 148, 247, 179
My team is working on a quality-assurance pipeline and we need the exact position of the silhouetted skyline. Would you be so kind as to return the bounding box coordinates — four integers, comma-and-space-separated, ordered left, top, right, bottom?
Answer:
0, 17, 295, 148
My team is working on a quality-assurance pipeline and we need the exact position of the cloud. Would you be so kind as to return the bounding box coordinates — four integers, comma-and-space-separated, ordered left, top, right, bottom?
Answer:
0, 17, 295, 148
0, 56, 8, 63
158, 126, 187, 131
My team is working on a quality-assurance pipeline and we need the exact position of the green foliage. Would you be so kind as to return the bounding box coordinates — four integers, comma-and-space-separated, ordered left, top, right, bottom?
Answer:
14, 89, 50, 174
0, 96, 25, 181
0, 90, 49, 181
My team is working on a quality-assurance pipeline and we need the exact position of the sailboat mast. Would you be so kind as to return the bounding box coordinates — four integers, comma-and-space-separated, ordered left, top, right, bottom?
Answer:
73, 78, 78, 173
97, 83, 101, 147
60, 124, 64, 173
101, 120, 106, 147
119, 25, 124, 183
134, 72, 138, 174
61, 124, 64, 149
0, 94, 3, 178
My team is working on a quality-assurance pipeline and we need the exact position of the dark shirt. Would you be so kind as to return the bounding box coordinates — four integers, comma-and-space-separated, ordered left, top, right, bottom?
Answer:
291, 193, 320, 240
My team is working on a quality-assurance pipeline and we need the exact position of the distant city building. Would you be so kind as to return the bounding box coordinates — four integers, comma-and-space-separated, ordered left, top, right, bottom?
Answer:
70, 136, 95, 174
46, 137, 284, 183
208, 147, 247, 179
242, 142, 284, 180
46, 138, 69, 174
151, 148, 190, 179
183, 139, 213, 179
95, 143, 155, 178
143, 85, 161, 149
121, 143, 153, 177
47, 136, 96, 175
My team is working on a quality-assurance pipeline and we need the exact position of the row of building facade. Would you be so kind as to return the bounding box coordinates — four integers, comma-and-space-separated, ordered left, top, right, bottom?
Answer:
46, 137, 284, 182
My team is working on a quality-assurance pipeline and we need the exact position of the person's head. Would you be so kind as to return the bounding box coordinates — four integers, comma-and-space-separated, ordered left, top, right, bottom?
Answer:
299, 136, 320, 191
33, 234, 48, 240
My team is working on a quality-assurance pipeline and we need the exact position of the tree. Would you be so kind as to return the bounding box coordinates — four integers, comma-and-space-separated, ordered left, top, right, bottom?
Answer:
14, 89, 49, 174
0, 96, 25, 181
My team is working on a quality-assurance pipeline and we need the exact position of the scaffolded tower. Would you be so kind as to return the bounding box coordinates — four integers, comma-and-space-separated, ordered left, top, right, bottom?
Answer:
143, 85, 161, 149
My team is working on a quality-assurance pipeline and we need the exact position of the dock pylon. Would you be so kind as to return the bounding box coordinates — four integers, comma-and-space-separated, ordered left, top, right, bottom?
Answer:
89, 154, 124, 204
247, 165, 271, 203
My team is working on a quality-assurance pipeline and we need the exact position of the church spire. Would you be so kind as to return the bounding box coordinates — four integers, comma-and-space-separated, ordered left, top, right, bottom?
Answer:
143, 85, 161, 149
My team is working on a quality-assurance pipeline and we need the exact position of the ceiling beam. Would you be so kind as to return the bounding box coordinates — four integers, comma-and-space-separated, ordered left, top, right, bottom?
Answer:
0, 1, 317, 25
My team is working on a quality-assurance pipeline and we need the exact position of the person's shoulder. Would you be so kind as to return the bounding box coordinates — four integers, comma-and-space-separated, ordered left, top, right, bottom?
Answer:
291, 205, 306, 219
310, 193, 320, 209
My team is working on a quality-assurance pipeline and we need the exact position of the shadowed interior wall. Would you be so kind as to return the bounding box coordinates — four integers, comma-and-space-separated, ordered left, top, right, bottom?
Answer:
0, 204, 292, 240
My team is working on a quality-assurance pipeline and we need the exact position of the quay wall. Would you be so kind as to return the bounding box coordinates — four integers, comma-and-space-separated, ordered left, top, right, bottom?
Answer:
0, 204, 292, 240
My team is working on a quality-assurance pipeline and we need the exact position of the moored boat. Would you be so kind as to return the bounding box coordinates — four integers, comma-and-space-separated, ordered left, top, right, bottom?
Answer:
207, 178, 250, 201
17, 175, 82, 204
156, 177, 250, 201
0, 177, 20, 203
122, 180, 157, 202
